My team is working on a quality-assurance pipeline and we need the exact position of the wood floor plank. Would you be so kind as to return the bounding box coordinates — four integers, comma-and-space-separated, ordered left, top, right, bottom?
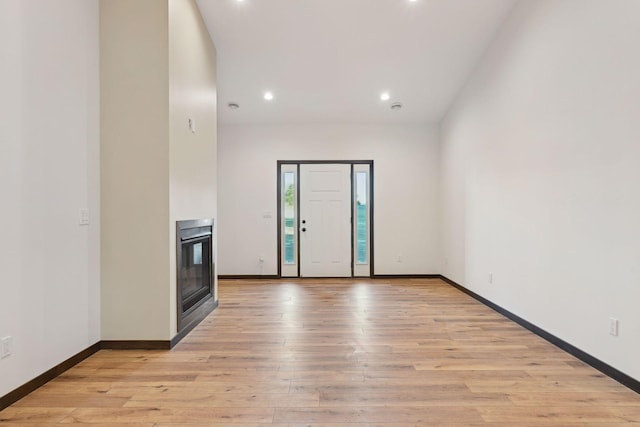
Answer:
59, 407, 275, 424
478, 406, 629, 423
508, 391, 640, 406
0, 424, 153, 427
11, 393, 130, 408
124, 391, 319, 408
1, 278, 638, 425
154, 423, 367, 427
273, 406, 484, 423
368, 424, 588, 427
0, 407, 75, 423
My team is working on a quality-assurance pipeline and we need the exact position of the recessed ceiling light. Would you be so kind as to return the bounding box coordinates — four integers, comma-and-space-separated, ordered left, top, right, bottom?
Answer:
380, 92, 390, 101
391, 102, 403, 110
228, 102, 239, 110
264, 91, 274, 101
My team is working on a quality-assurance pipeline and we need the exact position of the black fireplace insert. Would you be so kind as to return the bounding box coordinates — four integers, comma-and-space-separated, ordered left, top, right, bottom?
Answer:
176, 218, 214, 332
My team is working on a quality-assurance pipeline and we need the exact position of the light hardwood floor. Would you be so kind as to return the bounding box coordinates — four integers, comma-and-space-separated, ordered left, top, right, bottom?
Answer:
1, 278, 639, 425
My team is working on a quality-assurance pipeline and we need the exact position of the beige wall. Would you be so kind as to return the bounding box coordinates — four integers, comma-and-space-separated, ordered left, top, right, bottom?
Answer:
168, 0, 218, 337
100, 0, 171, 340
100, 0, 217, 341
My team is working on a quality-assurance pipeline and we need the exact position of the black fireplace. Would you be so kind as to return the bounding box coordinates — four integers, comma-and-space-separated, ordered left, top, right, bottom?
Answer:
176, 218, 215, 333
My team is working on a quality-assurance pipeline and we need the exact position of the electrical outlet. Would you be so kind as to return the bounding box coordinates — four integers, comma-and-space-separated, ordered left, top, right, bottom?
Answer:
1, 336, 12, 359
489, 272, 493, 284
609, 317, 619, 336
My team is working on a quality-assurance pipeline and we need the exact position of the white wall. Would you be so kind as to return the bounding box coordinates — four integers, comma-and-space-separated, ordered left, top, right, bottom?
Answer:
218, 124, 441, 276
0, 0, 100, 396
168, 0, 218, 337
441, 0, 640, 380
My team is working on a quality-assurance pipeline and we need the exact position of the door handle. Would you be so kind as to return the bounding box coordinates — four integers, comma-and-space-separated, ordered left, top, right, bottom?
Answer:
301, 228, 307, 232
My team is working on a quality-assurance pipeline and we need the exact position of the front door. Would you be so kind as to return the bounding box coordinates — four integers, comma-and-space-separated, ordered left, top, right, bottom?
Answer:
299, 164, 351, 277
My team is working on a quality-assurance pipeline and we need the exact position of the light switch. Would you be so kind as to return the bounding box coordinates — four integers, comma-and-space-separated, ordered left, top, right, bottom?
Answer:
79, 208, 89, 226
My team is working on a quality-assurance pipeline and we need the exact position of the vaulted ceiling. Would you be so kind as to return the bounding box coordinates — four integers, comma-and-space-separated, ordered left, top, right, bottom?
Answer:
196, 0, 517, 125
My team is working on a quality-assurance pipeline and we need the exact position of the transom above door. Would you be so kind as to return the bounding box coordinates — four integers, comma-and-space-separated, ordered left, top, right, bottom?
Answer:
278, 161, 373, 278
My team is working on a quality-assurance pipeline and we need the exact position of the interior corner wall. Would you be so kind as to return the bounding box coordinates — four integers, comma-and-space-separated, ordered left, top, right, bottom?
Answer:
100, 0, 171, 340
218, 124, 441, 276
441, 0, 640, 380
0, 0, 100, 396
168, 0, 218, 338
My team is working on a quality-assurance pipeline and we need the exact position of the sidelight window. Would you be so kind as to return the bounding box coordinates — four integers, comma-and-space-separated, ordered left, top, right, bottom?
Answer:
280, 164, 298, 277
283, 171, 296, 264
355, 171, 368, 264
353, 164, 371, 277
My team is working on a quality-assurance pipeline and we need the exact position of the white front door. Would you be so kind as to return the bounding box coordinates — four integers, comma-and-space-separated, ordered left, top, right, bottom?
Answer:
299, 164, 351, 277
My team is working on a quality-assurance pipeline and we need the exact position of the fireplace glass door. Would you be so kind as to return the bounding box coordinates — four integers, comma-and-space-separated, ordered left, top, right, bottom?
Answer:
180, 236, 212, 312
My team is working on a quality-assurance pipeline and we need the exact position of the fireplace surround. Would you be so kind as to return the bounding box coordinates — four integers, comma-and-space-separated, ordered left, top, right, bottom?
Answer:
176, 218, 215, 333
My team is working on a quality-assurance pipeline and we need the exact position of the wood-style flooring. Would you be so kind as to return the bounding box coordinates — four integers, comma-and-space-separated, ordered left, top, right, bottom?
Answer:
1, 278, 639, 425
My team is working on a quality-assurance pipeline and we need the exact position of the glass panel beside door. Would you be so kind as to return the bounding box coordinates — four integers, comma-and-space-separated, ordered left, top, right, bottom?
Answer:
353, 164, 371, 277
280, 164, 298, 277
